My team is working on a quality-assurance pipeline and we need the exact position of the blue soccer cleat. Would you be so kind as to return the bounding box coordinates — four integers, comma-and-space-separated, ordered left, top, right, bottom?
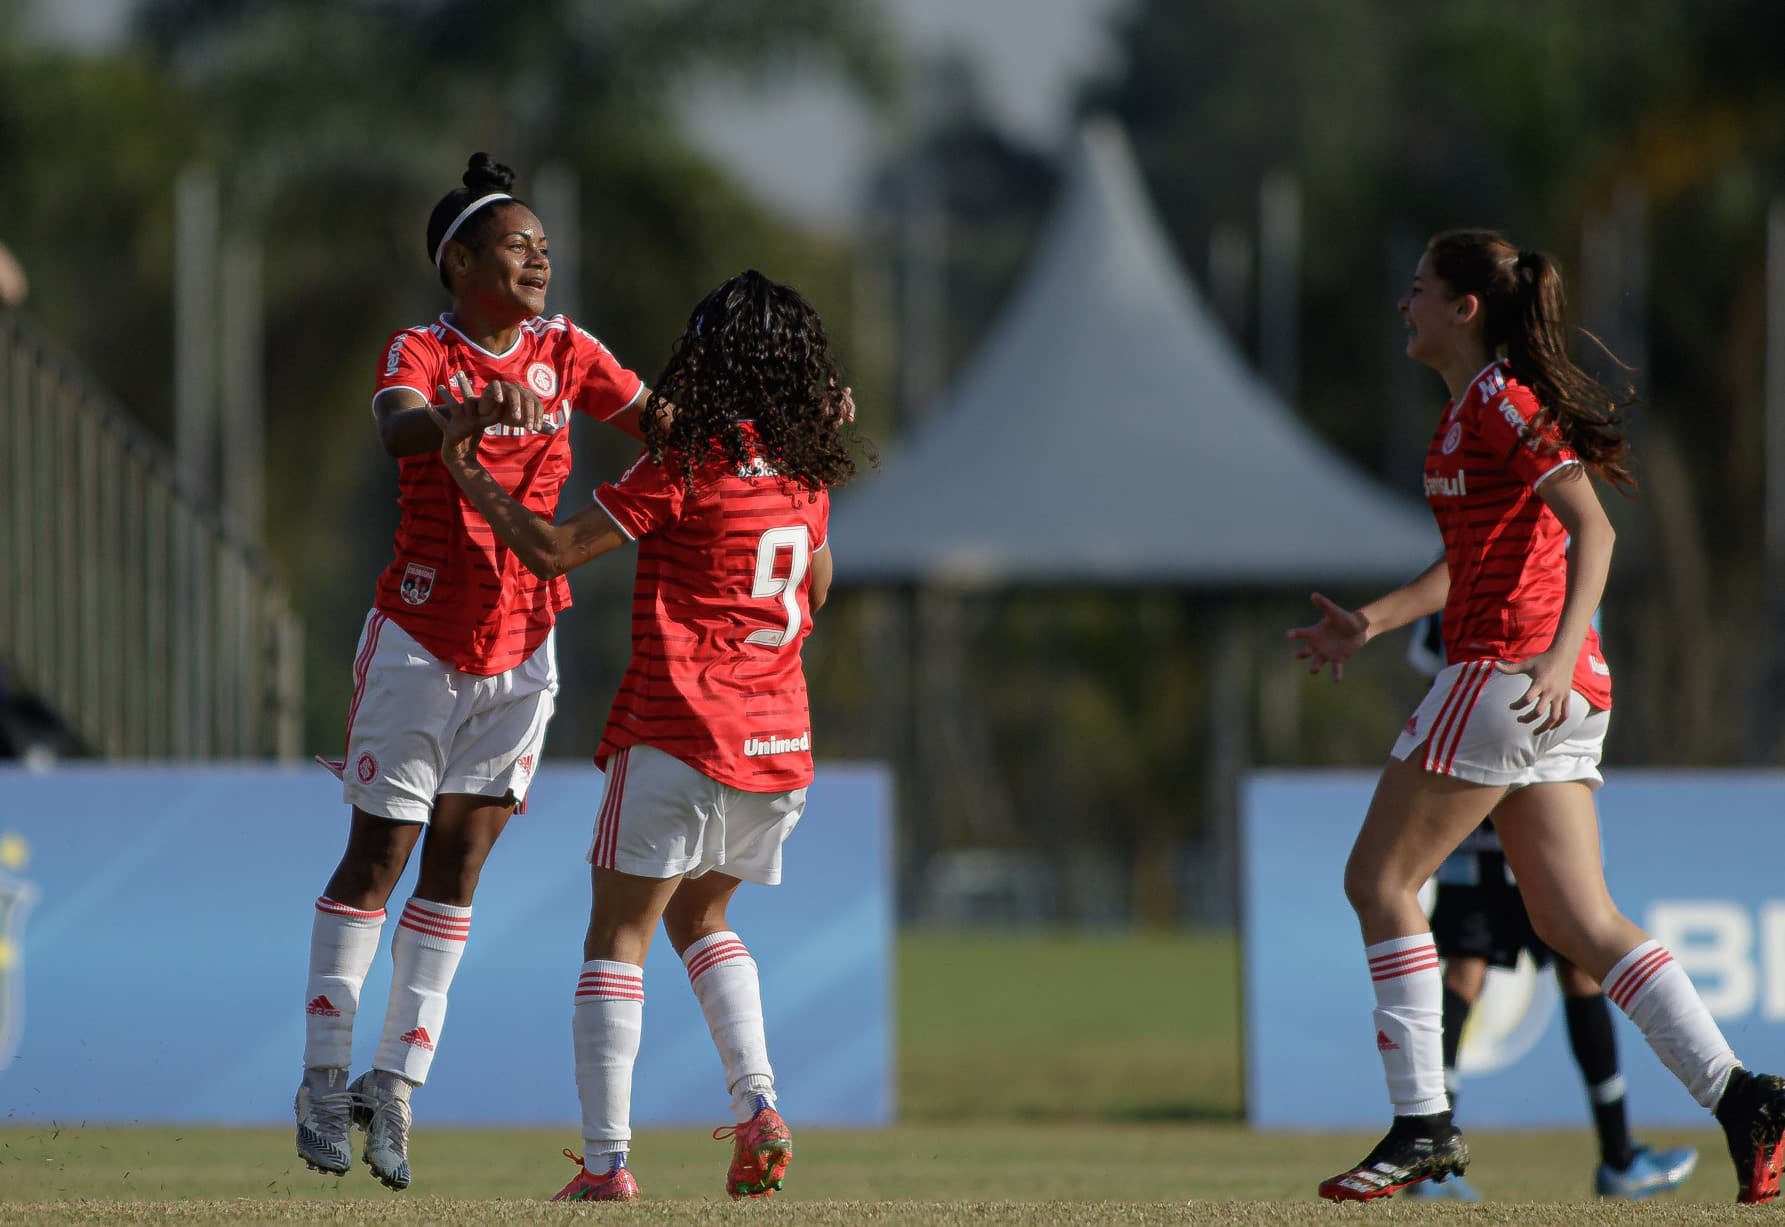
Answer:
1596, 1143, 1699, 1200
1405, 1171, 1482, 1201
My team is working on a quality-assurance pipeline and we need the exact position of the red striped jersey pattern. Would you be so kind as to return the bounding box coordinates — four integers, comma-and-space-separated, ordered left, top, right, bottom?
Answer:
592, 437, 828, 793
1423, 362, 1612, 710
371, 313, 643, 675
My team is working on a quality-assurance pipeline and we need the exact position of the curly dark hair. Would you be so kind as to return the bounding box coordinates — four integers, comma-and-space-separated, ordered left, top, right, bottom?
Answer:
643, 270, 868, 497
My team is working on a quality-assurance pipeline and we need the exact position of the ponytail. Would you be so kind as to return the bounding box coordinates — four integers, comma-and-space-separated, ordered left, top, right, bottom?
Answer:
1427, 231, 1636, 492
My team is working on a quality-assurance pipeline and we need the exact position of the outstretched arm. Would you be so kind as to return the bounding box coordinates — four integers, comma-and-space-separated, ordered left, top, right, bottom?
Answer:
375, 373, 549, 457
1286, 556, 1449, 681
429, 384, 627, 579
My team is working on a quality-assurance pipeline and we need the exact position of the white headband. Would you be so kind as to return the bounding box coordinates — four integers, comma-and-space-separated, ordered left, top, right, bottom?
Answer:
433, 192, 512, 268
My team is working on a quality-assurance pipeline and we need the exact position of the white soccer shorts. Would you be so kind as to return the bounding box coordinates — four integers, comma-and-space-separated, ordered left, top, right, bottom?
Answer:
328, 610, 557, 823
1390, 659, 1608, 789
588, 743, 805, 885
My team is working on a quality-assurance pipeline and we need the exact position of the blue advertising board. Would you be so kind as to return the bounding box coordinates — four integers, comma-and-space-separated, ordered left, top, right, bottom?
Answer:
0, 761, 892, 1127
1244, 770, 1785, 1129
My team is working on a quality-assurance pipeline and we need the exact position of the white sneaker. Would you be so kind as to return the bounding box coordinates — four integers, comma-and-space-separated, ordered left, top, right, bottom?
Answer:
294, 1066, 354, 1175
349, 1069, 415, 1190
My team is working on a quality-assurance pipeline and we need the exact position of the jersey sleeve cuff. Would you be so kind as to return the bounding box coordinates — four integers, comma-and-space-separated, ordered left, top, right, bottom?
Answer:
372, 385, 431, 414
595, 376, 648, 421
1530, 457, 1583, 489
592, 490, 637, 540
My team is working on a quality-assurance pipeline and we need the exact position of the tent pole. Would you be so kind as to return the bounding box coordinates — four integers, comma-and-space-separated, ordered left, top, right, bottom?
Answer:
1199, 598, 1249, 929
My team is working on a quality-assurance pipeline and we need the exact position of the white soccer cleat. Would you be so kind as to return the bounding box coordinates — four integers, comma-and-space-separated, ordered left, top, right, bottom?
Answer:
350, 1069, 415, 1190
294, 1066, 355, 1175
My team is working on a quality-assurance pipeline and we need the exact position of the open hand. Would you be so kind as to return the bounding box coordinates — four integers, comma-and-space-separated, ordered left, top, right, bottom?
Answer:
1286, 592, 1369, 681
427, 373, 504, 466
1495, 652, 1573, 733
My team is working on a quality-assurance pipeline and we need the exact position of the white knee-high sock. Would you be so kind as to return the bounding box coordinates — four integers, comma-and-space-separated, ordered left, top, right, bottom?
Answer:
682, 931, 775, 1123
1366, 933, 1448, 1116
1604, 940, 1738, 1110
373, 897, 471, 1084
303, 897, 385, 1069
574, 960, 644, 1169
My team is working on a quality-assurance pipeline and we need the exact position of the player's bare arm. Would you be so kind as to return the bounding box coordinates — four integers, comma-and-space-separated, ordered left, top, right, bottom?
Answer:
604, 385, 682, 443
1288, 557, 1448, 681
810, 543, 833, 612
375, 373, 549, 457
1495, 465, 1614, 730
429, 387, 626, 578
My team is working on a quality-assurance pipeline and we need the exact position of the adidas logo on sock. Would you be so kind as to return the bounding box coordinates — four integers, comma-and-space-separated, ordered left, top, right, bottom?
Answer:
1376, 1029, 1401, 1052
399, 1026, 434, 1051
306, 995, 342, 1018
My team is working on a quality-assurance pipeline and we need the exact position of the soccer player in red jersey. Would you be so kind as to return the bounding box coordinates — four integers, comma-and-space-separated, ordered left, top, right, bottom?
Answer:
295, 154, 652, 1189
1289, 229, 1785, 1204
428, 269, 862, 1202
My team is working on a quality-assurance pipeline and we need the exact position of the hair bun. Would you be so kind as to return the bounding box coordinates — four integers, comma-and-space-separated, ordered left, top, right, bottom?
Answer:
462, 152, 517, 194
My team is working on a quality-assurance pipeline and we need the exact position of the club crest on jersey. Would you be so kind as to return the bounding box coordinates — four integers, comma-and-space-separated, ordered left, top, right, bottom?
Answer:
742, 731, 811, 758
525, 361, 557, 398
1441, 422, 1463, 455
400, 562, 436, 606
0, 840, 40, 1076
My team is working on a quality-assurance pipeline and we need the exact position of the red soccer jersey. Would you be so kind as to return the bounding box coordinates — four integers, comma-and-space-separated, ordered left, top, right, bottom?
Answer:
1423, 361, 1612, 709
592, 440, 829, 792
371, 313, 643, 675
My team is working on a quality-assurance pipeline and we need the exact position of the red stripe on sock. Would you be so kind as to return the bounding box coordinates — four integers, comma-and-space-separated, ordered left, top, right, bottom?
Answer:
1371, 954, 1440, 981
1367, 943, 1436, 971
1609, 948, 1674, 1009
316, 897, 386, 920
686, 940, 752, 982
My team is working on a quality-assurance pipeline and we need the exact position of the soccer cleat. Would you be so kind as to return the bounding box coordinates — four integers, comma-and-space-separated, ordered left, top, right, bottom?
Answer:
715, 1102, 793, 1199
1715, 1067, 1785, 1204
550, 1148, 640, 1201
1595, 1142, 1699, 1200
1403, 1172, 1482, 1201
349, 1069, 414, 1190
294, 1066, 355, 1175
1317, 1116, 1469, 1201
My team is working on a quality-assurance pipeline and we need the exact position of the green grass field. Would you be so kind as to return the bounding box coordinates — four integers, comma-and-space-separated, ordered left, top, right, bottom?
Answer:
0, 932, 1754, 1223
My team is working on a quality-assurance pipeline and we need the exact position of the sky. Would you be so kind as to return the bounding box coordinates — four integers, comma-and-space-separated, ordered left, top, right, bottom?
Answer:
676, 0, 1134, 229
29, 0, 1134, 233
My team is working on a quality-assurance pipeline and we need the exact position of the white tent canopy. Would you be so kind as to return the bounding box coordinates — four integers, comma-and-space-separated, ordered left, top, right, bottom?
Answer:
830, 120, 1437, 587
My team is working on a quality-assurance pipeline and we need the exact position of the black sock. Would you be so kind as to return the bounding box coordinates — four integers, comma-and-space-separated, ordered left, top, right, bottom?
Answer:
1441, 985, 1471, 1117
1565, 992, 1633, 1170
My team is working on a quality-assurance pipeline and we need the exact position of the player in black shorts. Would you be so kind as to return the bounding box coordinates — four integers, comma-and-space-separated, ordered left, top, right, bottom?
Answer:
1404, 613, 1697, 1202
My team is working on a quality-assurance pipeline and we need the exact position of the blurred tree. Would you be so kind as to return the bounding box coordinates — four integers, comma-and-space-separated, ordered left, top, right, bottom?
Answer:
0, 0, 899, 752
1086, 0, 1785, 767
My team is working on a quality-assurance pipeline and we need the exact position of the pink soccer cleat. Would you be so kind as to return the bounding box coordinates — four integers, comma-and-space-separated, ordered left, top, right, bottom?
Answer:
550, 1148, 640, 1202
715, 1104, 793, 1199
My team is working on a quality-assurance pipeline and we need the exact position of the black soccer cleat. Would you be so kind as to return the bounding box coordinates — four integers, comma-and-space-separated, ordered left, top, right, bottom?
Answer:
1317, 1113, 1470, 1202
1715, 1067, 1785, 1204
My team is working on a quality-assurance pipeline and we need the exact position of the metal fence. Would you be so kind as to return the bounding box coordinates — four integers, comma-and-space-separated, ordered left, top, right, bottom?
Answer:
0, 312, 302, 759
